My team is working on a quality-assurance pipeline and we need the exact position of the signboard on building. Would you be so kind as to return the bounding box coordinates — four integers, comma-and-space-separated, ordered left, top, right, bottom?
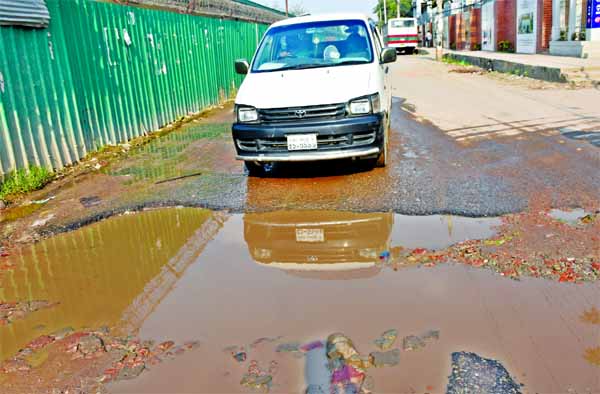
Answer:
481, 0, 495, 51
516, 0, 538, 53
588, 0, 600, 28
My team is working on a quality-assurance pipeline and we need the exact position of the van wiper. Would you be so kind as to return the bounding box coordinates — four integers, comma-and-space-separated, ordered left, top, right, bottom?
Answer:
277, 63, 325, 71
334, 60, 369, 66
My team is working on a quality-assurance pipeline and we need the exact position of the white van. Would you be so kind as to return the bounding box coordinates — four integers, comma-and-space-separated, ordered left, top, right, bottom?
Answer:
232, 13, 397, 174
384, 17, 418, 54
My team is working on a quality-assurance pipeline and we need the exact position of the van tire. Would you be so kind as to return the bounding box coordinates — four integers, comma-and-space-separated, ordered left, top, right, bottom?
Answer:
244, 161, 264, 176
375, 116, 390, 168
375, 142, 388, 167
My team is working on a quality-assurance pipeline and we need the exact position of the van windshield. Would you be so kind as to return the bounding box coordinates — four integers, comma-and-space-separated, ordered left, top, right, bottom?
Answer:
390, 19, 415, 28
251, 20, 374, 73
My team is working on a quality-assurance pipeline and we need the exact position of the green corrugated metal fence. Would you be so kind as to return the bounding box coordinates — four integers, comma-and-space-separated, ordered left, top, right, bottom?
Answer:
0, 0, 267, 176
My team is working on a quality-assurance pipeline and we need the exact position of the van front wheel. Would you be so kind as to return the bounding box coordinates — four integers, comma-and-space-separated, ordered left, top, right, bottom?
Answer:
244, 161, 264, 176
375, 122, 390, 168
375, 144, 388, 167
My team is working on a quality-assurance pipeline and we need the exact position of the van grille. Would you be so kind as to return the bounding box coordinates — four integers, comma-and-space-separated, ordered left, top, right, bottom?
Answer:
236, 131, 376, 152
258, 103, 346, 123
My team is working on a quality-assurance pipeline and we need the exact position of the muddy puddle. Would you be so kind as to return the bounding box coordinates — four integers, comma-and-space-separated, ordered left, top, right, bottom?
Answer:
104, 123, 231, 184
1, 208, 598, 393
549, 208, 589, 223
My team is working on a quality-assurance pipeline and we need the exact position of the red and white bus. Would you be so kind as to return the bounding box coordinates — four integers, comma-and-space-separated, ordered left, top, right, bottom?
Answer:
384, 17, 419, 54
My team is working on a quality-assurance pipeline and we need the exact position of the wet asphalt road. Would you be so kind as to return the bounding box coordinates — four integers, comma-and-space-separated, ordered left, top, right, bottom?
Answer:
100, 56, 600, 219
3, 55, 600, 239
112, 98, 599, 220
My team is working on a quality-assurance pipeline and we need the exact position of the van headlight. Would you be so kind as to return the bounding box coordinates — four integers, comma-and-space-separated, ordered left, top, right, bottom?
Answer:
237, 106, 259, 123
359, 248, 378, 259
253, 248, 271, 259
348, 94, 380, 115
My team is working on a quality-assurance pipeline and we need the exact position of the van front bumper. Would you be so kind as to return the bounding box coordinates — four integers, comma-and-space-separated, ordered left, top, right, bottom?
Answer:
232, 113, 384, 162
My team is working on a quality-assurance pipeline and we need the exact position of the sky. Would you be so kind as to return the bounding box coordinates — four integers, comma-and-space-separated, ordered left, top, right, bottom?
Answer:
258, 0, 379, 17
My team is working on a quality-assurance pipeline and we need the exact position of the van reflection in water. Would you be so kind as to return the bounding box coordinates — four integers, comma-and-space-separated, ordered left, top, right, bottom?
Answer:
244, 211, 393, 279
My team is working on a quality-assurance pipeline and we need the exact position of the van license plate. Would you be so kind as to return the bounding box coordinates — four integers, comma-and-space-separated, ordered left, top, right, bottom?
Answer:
287, 134, 317, 151
296, 228, 324, 243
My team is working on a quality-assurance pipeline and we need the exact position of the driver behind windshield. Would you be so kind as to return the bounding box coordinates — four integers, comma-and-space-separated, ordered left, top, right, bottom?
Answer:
252, 20, 373, 72
278, 33, 310, 59
343, 25, 369, 58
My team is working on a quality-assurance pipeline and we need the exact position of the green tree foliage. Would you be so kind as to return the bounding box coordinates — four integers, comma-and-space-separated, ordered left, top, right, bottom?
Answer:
373, 0, 413, 23
270, 1, 307, 16
289, 2, 307, 15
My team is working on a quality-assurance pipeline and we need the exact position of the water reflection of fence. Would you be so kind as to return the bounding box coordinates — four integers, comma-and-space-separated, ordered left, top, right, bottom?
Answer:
0, 208, 225, 361
120, 211, 228, 332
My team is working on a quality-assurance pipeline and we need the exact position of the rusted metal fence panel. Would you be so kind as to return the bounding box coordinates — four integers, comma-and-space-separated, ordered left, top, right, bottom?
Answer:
0, 0, 267, 176
123, 0, 287, 24
0, 0, 50, 28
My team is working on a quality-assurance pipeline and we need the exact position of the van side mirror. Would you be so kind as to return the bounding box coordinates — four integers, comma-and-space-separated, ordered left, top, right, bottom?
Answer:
380, 48, 397, 64
235, 59, 250, 75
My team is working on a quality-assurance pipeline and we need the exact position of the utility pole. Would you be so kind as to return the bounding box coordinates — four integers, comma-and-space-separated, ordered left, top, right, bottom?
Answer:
397, 0, 400, 17
435, 0, 443, 60
285, 0, 288, 16
383, 0, 387, 24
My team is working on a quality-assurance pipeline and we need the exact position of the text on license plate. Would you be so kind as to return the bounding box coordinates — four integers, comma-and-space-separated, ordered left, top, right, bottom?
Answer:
295, 228, 325, 243
287, 134, 317, 151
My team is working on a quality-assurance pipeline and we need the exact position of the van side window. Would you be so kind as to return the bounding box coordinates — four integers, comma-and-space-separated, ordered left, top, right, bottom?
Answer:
371, 27, 383, 54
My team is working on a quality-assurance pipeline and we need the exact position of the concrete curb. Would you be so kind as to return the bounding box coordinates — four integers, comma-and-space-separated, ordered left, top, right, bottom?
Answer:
443, 53, 568, 83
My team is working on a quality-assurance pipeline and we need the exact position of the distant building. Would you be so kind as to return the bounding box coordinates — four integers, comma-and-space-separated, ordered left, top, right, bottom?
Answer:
413, 0, 600, 58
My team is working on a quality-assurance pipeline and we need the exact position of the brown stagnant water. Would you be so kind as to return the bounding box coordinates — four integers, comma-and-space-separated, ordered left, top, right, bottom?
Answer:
1, 208, 598, 393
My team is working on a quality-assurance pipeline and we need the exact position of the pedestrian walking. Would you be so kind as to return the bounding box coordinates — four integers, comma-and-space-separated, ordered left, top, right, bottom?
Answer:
426, 31, 433, 48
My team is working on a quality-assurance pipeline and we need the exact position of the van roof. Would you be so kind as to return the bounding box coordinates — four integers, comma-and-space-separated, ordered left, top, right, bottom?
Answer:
270, 13, 372, 28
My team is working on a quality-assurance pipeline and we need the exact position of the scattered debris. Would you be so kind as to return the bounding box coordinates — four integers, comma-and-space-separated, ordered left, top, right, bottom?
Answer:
0, 300, 58, 326
382, 209, 600, 283
446, 352, 522, 394
80, 196, 102, 208
31, 214, 55, 228
75, 334, 105, 357
326, 333, 371, 394
276, 342, 301, 353
373, 329, 398, 350
0, 327, 200, 390
30, 196, 55, 205
402, 335, 425, 351
250, 336, 282, 348
301, 340, 324, 352
580, 307, 600, 325
583, 347, 600, 366
233, 351, 247, 362
369, 349, 400, 368
50, 327, 75, 340
27, 335, 55, 350
403, 330, 440, 351
154, 171, 203, 185
580, 212, 598, 225
0, 358, 31, 373
240, 360, 277, 392
422, 330, 440, 341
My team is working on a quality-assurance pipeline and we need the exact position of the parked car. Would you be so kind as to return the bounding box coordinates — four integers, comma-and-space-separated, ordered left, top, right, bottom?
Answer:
232, 13, 397, 175
383, 17, 419, 54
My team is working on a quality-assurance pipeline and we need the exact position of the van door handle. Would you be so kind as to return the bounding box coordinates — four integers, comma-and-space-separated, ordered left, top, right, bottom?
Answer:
385, 67, 389, 74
